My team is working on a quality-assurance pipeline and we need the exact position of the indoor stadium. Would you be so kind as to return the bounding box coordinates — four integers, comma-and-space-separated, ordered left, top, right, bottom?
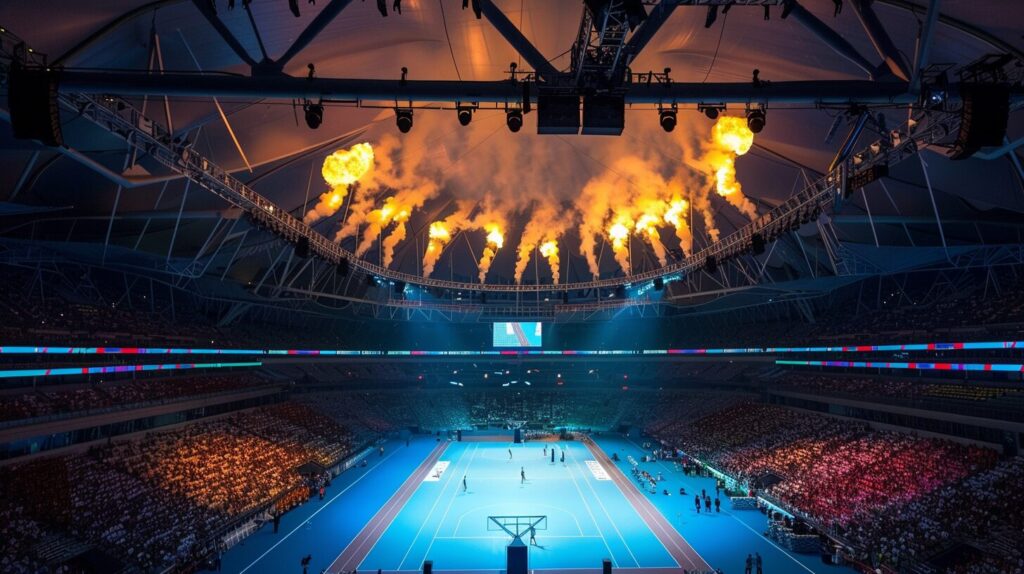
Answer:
1, 1, 1023, 573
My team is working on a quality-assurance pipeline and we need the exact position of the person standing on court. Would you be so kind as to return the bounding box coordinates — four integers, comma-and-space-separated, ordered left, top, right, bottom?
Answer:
695, 494, 701, 513
560, 450, 565, 464
509, 448, 513, 461
529, 526, 537, 546
744, 553, 753, 574
705, 494, 711, 512
521, 466, 526, 484
755, 552, 763, 574
462, 474, 468, 493
544, 445, 547, 457
714, 496, 721, 512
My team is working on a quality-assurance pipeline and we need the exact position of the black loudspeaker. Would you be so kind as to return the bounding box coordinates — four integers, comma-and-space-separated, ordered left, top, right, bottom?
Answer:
704, 255, 718, 274
751, 232, 766, 255
582, 95, 625, 135
614, 285, 625, 299
8, 64, 63, 147
295, 237, 310, 258
653, 277, 664, 291
602, 558, 612, 574
336, 258, 350, 276
394, 281, 406, 295
949, 84, 1009, 160
423, 560, 433, 574
537, 94, 580, 134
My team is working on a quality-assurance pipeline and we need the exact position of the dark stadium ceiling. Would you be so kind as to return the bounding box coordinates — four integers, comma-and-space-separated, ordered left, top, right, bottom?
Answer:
0, 0, 1023, 322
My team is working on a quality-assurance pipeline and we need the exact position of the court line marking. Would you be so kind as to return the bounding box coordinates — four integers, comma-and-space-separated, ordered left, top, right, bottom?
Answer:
329, 442, 450, 573
561, 442, 621, 568
237, 443, 404, 574
568, 442, 643, 568
588, 438, 707, 571
393, 443, 475, 571
620, 436, 817, 574
420, 443, 482, 566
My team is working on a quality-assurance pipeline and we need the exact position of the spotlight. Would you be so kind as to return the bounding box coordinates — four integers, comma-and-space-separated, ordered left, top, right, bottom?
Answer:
506, 109, 523, 132
395, 108, 413, 133
746, 105, 766, 134
699, 104, 722, 120
457, 106, 473, 126
658, 108, 677, 132
303, 101, 323, 129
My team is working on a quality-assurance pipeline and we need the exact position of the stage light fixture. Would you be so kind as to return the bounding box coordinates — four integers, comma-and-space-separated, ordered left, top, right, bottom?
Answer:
303, 101, 323, 129
699, 104, 721, 120
658, 108, 677, 132
457, 106, 473, 126
395, 108, 413, 133
506, 109, 523, 132
746, 105, 766, 134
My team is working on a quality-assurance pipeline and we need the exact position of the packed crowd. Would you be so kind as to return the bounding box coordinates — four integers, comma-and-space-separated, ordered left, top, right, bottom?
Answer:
652, 402, 1013, 571
0, 402, 358, 572
298, 388, 750, 433
776, 373, 1022, 403
0, 374, 266, 423
846, 456, 1024, 572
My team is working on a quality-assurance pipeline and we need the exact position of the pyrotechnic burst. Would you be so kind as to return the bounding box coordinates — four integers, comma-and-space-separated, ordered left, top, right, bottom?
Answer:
513, 204, 570, 284
304, 143, 374, 224
538, 240, 561, 284
477, 221, 505, 283
422, 201, 474, 277
704, 116, 758, 218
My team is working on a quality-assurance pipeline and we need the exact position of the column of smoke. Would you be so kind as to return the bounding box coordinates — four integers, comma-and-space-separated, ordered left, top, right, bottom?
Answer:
471, 203, 507, 283
422, 200, 474, 277
577, 155, 694, 278
304, 143, 374, 224
513, 204, 571, 284
332, 132, 441, 267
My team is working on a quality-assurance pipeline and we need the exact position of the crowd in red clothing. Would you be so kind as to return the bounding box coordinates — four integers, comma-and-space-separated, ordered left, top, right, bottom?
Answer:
651, 402, 1016, 572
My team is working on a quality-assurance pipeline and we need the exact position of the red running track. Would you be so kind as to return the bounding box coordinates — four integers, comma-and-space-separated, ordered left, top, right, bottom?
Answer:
583, 438, 714, 574
326, 441, 448, 574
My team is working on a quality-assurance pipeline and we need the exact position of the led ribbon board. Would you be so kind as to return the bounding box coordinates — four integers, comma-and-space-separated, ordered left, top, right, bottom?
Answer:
0, 361, 263, 380
776, 359, 1024, 372
1, 340, 1021, 356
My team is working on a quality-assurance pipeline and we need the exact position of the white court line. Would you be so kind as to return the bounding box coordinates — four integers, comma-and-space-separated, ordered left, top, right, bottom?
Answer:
568, 443, 643, 568
420, 444, 481, 565
562, 443, 621, 568
393, 443, 474, 571
621, 436, 817, 574
238, 446, 403, 574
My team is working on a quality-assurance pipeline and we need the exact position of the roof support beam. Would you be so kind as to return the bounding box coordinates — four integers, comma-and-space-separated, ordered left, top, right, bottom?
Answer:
849, 0, 911, 81
275, 0, 355, 71
781, 1, 881, 79
910, 0, 940, 90
55, 69, 1024, 105
477, 0, 559, 80
621, 0, 679, 71
189, 0, 257, 68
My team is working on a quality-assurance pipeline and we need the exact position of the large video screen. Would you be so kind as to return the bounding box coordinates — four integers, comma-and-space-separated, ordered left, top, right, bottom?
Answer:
492, 322, 543, 348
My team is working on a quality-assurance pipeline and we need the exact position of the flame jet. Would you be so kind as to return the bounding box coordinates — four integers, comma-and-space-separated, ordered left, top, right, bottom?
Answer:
305, 143, 374, 224
422, 201, 475, 277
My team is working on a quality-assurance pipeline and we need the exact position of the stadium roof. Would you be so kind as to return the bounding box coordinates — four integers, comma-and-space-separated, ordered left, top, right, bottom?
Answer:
1, 0, 1022, 322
